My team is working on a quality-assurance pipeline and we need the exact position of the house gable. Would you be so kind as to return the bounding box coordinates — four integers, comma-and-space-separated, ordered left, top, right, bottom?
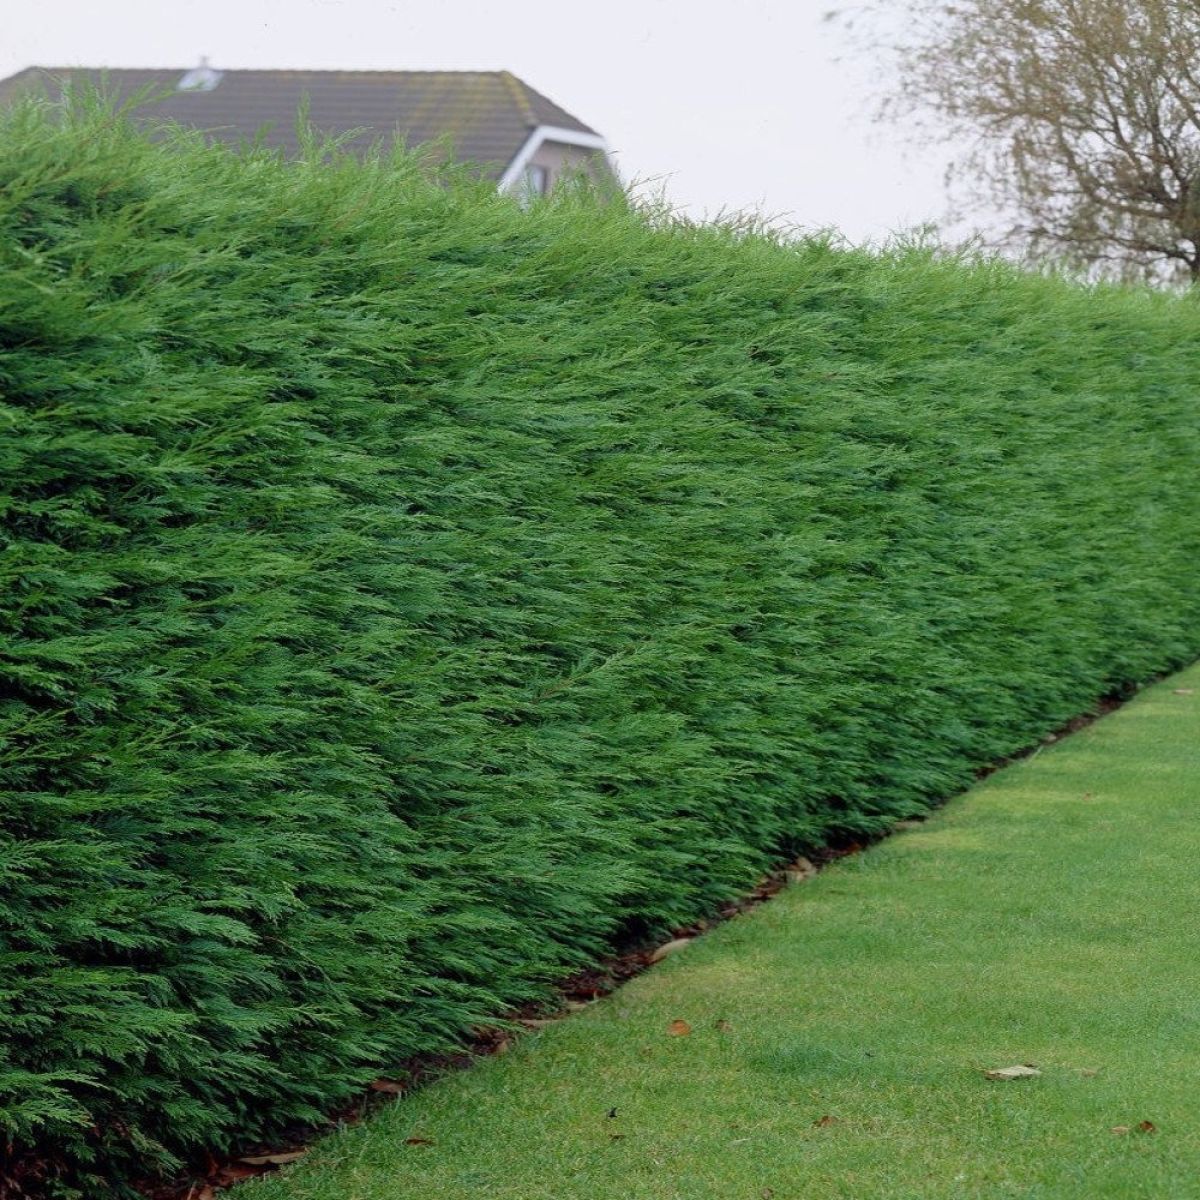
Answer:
0, 66, 614, 186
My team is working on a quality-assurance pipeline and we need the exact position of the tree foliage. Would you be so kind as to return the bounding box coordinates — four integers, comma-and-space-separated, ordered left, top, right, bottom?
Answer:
881, 0, 1200, 282
2, 96, 1200, 1196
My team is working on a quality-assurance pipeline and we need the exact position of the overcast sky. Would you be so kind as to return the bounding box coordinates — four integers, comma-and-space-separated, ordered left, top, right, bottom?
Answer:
1, 0, 955, 245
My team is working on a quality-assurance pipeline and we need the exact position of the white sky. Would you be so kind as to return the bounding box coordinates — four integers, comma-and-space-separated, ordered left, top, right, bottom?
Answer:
1, 0, 955, 245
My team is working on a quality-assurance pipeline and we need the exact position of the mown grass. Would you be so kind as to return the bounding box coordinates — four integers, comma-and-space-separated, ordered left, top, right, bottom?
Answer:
253, 668, 1200, 1200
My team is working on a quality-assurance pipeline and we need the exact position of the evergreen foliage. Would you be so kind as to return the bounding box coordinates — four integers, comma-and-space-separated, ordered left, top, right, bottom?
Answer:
1, 97, 1198, 1195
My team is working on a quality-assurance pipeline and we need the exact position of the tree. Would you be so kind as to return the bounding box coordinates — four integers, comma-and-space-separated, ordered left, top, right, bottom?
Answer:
876, 0, 1200, 283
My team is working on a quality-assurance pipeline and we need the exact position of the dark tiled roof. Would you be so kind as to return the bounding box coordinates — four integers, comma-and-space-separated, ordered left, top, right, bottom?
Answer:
0, 67, 598, 177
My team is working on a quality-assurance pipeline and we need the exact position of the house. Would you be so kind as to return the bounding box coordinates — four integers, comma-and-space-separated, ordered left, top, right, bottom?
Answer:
0, 64, 615, 196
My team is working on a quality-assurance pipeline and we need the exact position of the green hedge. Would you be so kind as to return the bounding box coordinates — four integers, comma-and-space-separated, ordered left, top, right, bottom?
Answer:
2, 97, 1199, 1195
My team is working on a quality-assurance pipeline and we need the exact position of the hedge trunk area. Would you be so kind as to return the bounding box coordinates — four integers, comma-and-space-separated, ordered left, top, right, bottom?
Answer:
1, 98, 1199, 1196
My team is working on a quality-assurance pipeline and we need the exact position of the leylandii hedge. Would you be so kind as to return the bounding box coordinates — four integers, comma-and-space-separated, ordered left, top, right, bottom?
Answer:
2, 97, 1199, 1195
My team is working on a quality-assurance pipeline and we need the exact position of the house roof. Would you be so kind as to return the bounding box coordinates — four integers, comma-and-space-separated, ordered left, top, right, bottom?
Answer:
0, 67, 600, 177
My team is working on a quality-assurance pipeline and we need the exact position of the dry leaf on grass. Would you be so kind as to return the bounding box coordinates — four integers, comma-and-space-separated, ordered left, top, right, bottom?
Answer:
667, 1019, 692, 1036
368, 1079, 404, 1094
786, 857, 818, 883
238, 1150, 306, 1167
1104, 1118, 1152, 1137
518, 1018, 557, 1029
650, 937, 693, 963
813, 1115, 840, 1127
1113, 1113, 1161, 1132
404, 1136, 435, 1146
1173, 688, 1194, 696
715, 1019, 733, 1033
984, 1065, 1041, 1081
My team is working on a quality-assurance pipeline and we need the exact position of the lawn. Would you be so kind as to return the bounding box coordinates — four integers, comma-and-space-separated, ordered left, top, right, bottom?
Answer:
249, 668, 1200, 1200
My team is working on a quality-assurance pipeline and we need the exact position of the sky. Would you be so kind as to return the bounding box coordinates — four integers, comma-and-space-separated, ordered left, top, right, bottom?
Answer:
0, 0, 956, 245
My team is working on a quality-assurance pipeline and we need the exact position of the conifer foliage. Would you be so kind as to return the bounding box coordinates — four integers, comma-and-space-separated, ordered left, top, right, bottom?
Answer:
1, 98, 1198, 1195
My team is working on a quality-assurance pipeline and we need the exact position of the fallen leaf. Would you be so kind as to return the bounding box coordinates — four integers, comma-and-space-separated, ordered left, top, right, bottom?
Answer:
518, 1018, 556, 1029
668, 1019, 692, 1037
813, 1115, 840, 1127
194, 1188, 216, 1200
650, 937, 693, 963
493, 1038, 510, 1055
1138, 1120, 1157, 1133
787, 857, 818, 883
238, 1150, 306, 1166
609, 1132, 626, 1141
215, 1164, 262, 1185
1078, 1068, 1099, 1077
368, 1079, 404, 1094
1112, 1125, 1131, 1136
984, 1065, 1041, 1081
405, 1136, 435, 1146
1173, 688, 1194, 696
564, 1000, 592, 1012
763, 1190, 776, 1199
715, 1019, 733, 1033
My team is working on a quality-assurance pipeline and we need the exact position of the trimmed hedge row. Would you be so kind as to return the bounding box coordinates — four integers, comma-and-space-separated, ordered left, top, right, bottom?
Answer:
2, 98, 1199, 1195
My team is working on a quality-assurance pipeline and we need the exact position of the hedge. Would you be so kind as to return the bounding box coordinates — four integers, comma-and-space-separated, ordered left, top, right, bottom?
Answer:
1, 96, 1198, 1196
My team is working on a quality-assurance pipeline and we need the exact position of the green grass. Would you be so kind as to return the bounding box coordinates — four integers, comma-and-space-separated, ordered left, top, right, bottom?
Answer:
252, 668, 1200, 1200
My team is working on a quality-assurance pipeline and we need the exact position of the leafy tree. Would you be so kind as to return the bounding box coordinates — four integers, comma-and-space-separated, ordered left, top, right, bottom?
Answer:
872, 0, 1200, 283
